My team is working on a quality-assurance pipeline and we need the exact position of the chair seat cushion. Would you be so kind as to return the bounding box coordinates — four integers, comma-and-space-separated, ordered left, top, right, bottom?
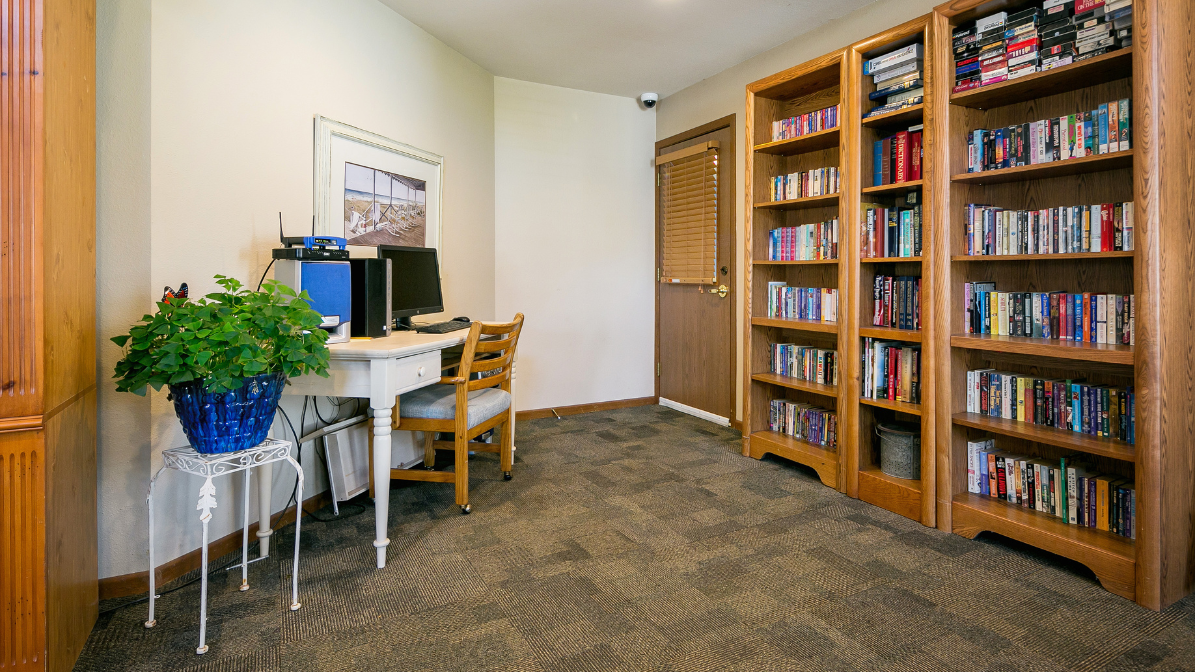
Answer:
399, 385, 511, 428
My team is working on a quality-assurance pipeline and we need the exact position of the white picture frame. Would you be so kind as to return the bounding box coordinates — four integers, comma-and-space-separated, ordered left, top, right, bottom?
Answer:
313, 115, 444, 255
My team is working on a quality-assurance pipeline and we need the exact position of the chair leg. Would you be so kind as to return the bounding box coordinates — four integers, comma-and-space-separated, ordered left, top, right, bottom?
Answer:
455, 432, 470, 514
423, 431, 436, 469
500, 414, 514, 480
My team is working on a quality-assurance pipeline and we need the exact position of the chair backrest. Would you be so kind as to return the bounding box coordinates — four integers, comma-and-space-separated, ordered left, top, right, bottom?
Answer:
456, 313, 524, 392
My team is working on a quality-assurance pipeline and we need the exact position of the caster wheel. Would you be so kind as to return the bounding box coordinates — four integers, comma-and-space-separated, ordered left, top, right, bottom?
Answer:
503, 471, 512, 481
460, 504, 472, 515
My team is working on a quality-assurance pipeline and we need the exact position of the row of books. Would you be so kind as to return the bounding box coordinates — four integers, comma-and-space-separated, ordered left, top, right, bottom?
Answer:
966, 99, 1131, 173
967, 441, 1135, 538
964, 202, 1134, 256
768, 219, 839, 261
963, 285, 1134, 345
769, 400, 838, 449
863, 44, 924, 118
965, 370, 1135, 443
862, 339, 922, 403
770, 344, 839, 386
872, 275, 921, 331
953, 0, 1129, 93
766, 284, 839, 323
770, 104, 840, 142
862, 193, 922, 258
873, 125, 923, 186
770, 166, 840, 202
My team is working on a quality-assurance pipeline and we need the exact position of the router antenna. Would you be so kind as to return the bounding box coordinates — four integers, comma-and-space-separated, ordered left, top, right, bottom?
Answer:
278, 212, 285, 244
311, 215, 316, 237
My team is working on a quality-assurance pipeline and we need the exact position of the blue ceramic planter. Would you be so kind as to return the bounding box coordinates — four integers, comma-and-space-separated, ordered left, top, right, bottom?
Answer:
169, 372, 286, 454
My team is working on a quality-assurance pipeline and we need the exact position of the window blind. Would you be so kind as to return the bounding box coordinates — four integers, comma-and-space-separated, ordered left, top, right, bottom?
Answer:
657, 141, 719, 285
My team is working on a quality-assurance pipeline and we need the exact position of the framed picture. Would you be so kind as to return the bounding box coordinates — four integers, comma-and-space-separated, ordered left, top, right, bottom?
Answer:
313, 115, 443, 253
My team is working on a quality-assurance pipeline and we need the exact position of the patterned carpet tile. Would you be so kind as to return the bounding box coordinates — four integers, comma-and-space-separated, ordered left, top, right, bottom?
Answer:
75, 406, 1195, 671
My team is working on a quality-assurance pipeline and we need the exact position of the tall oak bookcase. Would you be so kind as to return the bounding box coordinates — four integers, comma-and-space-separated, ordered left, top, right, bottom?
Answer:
741, 0, 1195, 609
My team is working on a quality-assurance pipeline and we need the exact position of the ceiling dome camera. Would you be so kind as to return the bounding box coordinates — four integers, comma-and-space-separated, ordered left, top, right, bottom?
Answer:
640, 93, 658, 109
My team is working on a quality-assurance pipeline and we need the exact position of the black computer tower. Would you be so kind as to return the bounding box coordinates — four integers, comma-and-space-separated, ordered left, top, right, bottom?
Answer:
349, 258, 391, 338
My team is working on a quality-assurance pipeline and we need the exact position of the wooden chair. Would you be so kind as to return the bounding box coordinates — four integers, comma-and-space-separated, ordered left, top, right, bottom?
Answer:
387, 314, 524, 514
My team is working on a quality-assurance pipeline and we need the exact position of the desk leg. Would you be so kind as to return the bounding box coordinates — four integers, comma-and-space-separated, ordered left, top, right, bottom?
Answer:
256, 462, 274, 558
371, 404, 393, 568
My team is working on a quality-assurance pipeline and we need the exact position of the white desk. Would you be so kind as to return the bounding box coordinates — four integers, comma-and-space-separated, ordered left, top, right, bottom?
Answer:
286, 331, 467, 568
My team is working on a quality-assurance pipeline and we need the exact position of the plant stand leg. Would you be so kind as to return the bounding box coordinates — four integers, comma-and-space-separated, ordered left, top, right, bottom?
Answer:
286, 456, 303, 611
256, 462, 273, 558
145, 467, 165, 629
239, 468, 250, 591
196, 477, 217, 655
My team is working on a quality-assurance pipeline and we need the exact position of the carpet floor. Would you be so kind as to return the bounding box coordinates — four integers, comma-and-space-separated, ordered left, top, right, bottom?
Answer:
75, 406, 1195, 671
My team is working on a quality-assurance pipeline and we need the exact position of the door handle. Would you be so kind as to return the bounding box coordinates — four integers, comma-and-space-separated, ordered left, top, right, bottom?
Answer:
714, 284, 729, 298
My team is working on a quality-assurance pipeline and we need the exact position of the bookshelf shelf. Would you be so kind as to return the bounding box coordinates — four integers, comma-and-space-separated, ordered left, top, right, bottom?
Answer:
950, 150, 1134, 185
859, 468, 923, 522
951, 251, 1135, 262
952, 412, 1135, 462
951, 492, 1135, 600
750, 373, 839, 399
751, 317, 839, 334
748, 431, 839, 488
859, 326, 922, 342
861, 103, 924, 128
753, 127, 841, 156
949, 48, 1134, 110
860, 256, 922, 263
754, 193, 840, 211
753, 258, 839, 266
861, 179, 924, 197
950, 334, 1134, 365
860, 397, 922, 416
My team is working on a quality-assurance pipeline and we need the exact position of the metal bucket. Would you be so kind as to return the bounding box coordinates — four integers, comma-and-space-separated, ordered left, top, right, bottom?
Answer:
877, 422, 921, 480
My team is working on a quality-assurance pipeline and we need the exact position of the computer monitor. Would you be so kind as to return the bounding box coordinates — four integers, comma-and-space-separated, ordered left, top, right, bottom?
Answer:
376, 245, 443, 328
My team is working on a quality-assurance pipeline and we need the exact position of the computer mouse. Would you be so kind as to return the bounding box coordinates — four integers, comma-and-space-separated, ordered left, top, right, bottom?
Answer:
452, 316, 470, 323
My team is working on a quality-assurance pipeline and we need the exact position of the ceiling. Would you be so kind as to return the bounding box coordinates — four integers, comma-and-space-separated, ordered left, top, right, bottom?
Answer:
379, 0, 876, 99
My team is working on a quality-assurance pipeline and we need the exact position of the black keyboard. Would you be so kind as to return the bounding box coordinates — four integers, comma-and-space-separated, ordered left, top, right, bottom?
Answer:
416, 320, 471, 334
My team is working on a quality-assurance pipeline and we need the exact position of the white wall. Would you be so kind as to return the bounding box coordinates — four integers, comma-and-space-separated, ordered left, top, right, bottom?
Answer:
96, 0, 497, 579
494, 78, 656, 411
656, 0, 939, 422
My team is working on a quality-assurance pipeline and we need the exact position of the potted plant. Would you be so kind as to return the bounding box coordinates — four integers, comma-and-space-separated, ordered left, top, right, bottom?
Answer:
112, 275, 331, 454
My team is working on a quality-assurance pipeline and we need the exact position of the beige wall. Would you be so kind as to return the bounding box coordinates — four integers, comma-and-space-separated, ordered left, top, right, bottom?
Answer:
96, 0, 497, 578
494, 78, 657, 412
657, 0, 939, 422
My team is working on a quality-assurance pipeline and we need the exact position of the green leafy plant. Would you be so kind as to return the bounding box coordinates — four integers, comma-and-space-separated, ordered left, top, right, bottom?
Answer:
112, 275, 331, 395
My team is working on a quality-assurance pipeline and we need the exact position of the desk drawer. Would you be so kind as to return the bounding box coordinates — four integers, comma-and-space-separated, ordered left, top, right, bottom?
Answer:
391, 350, 441, 395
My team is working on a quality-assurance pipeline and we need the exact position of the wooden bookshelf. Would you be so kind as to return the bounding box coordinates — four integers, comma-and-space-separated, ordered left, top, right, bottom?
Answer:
744, 49, 851, 492
845, 15, 937, 526
929, 0, 1195, 610
738, 0, 1195, 610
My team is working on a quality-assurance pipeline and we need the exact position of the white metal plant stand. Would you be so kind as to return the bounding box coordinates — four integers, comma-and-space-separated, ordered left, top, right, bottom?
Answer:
144, 438, 303, 655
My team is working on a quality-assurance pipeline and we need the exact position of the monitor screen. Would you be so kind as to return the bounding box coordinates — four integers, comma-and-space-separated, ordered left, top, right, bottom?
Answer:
376, 245, 443, 318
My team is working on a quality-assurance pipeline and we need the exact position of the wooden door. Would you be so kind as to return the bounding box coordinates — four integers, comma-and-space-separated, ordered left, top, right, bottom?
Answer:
656, 119, 735, 423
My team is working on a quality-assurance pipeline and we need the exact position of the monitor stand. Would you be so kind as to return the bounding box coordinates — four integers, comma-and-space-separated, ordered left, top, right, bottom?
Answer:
394, 316, 415, 331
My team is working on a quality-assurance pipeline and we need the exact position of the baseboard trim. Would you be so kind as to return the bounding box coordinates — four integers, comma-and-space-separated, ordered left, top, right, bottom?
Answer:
658, 398, 731, 427
98, 490, 332, 601
515, 396, 658, 421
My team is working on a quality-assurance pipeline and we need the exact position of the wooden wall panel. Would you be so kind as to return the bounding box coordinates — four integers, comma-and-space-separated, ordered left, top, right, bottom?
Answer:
41, 395, 95, 672
0, 429, 46, 672
0, 0, 46, 420
41, 0, 95, 414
